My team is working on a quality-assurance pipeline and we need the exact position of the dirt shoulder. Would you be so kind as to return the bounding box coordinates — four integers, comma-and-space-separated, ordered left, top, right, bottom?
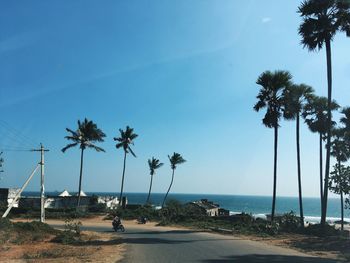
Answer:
1, 217, 125, 263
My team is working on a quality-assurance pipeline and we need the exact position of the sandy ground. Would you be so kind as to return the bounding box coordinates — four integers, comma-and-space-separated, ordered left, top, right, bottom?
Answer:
0, 217, 125, 263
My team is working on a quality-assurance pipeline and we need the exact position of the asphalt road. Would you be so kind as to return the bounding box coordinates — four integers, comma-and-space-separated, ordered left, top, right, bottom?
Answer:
50, 223, 340, 263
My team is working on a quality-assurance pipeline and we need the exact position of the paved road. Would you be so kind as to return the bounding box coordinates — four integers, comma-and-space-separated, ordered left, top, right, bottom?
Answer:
50, 223, 340, 263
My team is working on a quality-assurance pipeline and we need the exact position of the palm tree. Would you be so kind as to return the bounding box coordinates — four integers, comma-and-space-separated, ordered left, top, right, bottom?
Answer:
146, 157, 163, 204
302, 96, 339, 212
283, 84, 314, 227
114, 126, 138, 208
62, 118, 106, 207
162, 152, 186, 208
254, 70, 292, 222
298, 0, 350, 226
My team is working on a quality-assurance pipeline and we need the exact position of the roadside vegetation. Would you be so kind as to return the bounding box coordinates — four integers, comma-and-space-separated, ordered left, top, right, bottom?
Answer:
0, 217, 123, 261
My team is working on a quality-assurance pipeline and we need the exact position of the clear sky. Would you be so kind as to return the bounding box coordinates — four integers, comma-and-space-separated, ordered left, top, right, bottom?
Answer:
0, 0, 349, 197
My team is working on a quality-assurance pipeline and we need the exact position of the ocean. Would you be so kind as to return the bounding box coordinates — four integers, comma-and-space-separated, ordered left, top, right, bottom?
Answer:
23, 192, 350, 223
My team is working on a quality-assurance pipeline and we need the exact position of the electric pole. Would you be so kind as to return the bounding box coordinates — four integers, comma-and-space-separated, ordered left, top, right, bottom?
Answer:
32, 144, 49, 223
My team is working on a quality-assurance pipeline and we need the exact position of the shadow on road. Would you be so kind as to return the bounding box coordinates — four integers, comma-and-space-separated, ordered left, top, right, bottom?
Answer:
201, 254, 339, 263
122, 230, 199, 235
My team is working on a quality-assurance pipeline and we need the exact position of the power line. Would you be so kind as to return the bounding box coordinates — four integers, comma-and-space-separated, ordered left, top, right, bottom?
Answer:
0, 120, 37, 145
0, 120, 38, 148
0, 148, 32, 152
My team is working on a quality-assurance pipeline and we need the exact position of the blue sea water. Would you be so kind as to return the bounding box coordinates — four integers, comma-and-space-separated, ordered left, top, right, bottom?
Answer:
23, 191, 350, 223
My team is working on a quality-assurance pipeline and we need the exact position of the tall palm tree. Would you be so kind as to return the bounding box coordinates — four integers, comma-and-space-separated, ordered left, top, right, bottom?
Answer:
330, 128, 349, 230
162, 152, 186, 208
146, 157, 163, 204
298, 0, 350, 226
283, 84, 314, 227
254, 70, 292, 222
302, 96, 339, 213
114, 126, 138, 208
62, 118, 106, 207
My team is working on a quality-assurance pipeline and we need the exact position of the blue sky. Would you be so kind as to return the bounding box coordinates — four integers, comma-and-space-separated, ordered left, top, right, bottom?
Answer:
0, 1, 350, 197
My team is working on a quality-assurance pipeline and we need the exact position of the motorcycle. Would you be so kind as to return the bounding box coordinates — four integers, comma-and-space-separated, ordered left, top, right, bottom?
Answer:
137, 216, 147, 224
112, 221, 125, 232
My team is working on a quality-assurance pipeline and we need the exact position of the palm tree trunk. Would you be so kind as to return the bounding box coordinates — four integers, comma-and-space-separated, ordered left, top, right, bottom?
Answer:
77, 148, 84, 207
321, 39, 332, 226
296, 114, 304, 227
319, 133, 324, 211
271, 125, 278, 222
146, 174, 153, 204
340, 190, 344, 231
337, 159, 344, 231
162, 169, 175, 208
119, 151, 127, 208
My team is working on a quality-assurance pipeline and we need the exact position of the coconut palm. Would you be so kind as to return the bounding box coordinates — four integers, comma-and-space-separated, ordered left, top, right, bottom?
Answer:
254, 70, 292, 222
114, 126, 138, 208
283, 84, 314, 227
298, 0, 350, 226
162, 152, 186, 208
62, 118, 106, 207
302, 96, 339, 211
146, 157, 163, 204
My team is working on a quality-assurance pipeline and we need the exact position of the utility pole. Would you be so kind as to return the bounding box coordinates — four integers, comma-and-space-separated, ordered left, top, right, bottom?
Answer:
0, 151, 4, 173
32, 144, 49, 223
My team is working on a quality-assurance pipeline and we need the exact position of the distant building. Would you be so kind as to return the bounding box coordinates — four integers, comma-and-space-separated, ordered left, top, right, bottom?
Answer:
191, 199, 229, 217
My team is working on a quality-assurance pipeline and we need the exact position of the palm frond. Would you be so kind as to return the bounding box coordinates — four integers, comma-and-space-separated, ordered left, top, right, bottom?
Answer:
128, 146, 137, 157
61, 142, 79, 153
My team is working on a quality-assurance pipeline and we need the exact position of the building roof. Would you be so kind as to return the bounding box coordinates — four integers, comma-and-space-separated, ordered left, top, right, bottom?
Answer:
192, 199, 218, 210
58, 190, 71, 197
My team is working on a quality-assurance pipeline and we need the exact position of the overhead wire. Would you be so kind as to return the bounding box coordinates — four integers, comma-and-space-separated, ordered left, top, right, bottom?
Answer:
0, 120, 39, 151
0, 125, 37, 148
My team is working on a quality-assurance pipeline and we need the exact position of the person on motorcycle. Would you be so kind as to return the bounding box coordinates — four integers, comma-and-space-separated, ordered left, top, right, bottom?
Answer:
112, 215, 121, 228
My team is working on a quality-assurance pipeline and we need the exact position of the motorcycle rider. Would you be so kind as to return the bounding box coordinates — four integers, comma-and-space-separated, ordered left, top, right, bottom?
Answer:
112, 215, 121, 228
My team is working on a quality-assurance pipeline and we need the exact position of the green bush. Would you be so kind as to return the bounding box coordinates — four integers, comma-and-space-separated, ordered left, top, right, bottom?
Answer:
303, 223, 340, 237
0, 218, 13, 230
107, 205, 160, 221
14, 221, 56, 234
52, 218, 82, 244
278, 211, 301, 232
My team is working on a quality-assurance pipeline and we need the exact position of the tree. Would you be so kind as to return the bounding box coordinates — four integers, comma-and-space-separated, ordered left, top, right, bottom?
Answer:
254, 70, 292, 222
114, 126, 138, 208
298, 0, 350, 226
62, 118, 106, 207
340, 107, 350, 142
329, 163, 350, 230
162, 152, 186, 208
302, 96, 339, 213
283, 84, 314, 227
146, 157, 163, 204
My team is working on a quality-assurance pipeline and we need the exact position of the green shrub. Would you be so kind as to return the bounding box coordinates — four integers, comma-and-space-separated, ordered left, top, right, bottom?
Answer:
52, 219, 82, 244
14, 221, 56, 234
278, 211, 301, 232
0, 218, 13, 230
304, 223, 340, 237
